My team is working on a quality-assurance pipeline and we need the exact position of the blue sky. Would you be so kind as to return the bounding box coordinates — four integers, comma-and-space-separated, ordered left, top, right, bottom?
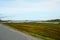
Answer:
0, 0, 60, 20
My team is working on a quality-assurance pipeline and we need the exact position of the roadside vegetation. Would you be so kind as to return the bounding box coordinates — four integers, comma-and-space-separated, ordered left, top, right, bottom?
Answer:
3, 19, 60, 40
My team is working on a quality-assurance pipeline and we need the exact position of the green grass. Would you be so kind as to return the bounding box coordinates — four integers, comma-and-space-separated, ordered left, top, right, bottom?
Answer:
4, 23, 60, 40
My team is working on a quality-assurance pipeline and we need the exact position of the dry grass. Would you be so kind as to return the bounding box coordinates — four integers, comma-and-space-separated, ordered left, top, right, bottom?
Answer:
4, 23, 60, 40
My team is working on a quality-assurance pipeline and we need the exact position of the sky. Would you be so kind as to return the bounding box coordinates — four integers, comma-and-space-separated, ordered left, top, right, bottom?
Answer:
0, 0, 60, 20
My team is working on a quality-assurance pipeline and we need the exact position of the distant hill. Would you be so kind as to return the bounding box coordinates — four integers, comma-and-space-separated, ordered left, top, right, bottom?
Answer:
46, 19, 60, 22
30, 19, 60, 23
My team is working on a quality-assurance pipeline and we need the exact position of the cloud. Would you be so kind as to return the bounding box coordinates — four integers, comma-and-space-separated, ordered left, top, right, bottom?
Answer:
16, 0, 60, 12
0, 7, 16, 13
0, 7, 59, 14
0, 0, 60, 14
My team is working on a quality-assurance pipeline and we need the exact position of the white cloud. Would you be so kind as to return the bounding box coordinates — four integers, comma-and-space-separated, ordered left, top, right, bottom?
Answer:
16, 0, 60, 12
0, 7, 16, 13
0, 7, 58, 14
0, 0, 60, 14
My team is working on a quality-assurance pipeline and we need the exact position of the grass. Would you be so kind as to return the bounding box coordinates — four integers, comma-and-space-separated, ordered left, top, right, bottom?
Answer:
3, 23, 60, 40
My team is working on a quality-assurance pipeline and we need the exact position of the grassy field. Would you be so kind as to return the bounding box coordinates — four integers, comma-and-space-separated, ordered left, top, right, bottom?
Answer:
4, 22, 60, 40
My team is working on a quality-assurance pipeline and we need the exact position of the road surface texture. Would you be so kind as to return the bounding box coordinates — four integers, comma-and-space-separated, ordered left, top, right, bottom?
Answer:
0, 24, 43, 40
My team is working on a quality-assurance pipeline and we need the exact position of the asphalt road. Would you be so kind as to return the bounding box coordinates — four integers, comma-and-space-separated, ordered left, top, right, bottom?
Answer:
0, 24, 43, 40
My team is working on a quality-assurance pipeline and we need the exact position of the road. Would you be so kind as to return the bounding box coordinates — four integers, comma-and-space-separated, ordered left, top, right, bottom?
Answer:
0, 24, 43, 40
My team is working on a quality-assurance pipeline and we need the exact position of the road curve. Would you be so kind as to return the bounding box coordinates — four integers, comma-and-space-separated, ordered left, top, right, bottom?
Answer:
0, 24, 43, 40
